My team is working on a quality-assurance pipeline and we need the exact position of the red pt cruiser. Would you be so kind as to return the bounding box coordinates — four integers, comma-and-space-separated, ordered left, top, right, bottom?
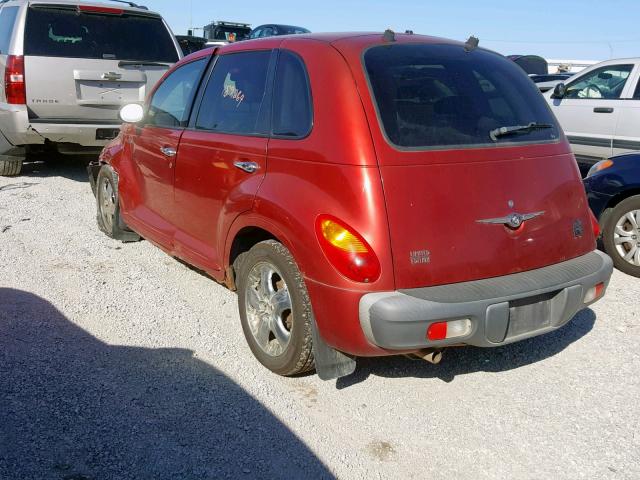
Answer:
89, 32, 613, 380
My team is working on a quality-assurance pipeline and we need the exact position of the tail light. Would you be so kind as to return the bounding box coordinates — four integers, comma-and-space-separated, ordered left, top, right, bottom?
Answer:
315, 215, 380, 283
427, 319, 472, 341
5, 55, 26, 105
589, 209, 601, 238
584, 282, 605, 304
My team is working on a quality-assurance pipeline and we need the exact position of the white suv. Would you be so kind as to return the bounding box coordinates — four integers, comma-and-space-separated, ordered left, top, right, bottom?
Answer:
0, 0, 182, 176
546, 58, 640, 166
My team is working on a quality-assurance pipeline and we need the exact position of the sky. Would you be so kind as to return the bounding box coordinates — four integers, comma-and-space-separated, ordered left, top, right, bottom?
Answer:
147, 0, 639, 61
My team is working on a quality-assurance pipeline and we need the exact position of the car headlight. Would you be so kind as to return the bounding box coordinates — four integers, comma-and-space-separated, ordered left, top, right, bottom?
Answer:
587, 159, 614, 177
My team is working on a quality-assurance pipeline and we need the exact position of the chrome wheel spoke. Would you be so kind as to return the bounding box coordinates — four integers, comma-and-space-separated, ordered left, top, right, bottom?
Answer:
244, 261, 293, 358
252, 314, 271, 348
635, 249, 640, 266
615, 236, 634, 245
623, 245, 637, 262
259, 266, 275, 297
271, 289, 292, 318
625, 211, 639, 230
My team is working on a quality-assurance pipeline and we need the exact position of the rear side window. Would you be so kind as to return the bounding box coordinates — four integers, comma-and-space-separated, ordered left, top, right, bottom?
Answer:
272, 50, 312, 138
364, 44, 560, 149
195, 51, 271, 135
24, 7, 179, 62
148, 58, 207, 128
0, 6, 18, 54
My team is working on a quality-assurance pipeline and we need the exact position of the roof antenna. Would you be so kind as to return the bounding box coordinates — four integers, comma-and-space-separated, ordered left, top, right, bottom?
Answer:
464, 35, 479, 52
383, 29, 395, 42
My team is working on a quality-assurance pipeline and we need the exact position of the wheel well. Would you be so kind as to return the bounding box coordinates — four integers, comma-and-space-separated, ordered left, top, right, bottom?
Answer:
604, 189, 640, 214
229, 227, 278, 270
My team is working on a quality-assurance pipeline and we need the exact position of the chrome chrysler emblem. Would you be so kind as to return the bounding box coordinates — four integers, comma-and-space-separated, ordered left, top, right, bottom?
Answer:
477, 211, 545, 229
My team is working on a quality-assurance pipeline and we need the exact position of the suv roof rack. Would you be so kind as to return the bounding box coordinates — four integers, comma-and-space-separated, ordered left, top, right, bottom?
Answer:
104, 0, 149, 10
208, 20, 251, 28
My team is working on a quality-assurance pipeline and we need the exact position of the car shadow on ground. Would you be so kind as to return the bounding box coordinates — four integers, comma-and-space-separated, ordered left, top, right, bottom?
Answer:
336, 309, 596, 388
17, 154, 94, 183
0, 288, 332, 480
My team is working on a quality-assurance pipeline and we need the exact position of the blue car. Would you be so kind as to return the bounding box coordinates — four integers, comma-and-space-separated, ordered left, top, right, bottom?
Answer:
584, 153, 640, 277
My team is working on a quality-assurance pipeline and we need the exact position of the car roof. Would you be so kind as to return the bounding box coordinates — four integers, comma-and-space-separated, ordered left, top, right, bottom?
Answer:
177, 32, 470, 67
15, 0, 161, 16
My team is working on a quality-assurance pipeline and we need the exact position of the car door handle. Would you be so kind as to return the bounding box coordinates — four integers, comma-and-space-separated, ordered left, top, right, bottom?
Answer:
233, 161, 260, 173
160, 146, 177, 157
594, 107, 614, 113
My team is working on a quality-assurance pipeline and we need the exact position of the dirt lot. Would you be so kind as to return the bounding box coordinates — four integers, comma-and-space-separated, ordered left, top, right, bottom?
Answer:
1, 158, 639, 479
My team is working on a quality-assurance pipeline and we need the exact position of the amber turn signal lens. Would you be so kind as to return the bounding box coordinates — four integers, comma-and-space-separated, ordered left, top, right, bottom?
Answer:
316, 215, 381, 283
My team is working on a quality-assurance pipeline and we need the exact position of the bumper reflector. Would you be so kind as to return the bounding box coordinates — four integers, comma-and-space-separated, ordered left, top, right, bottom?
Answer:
427, 319, 472, 341
584, 282, 605, 304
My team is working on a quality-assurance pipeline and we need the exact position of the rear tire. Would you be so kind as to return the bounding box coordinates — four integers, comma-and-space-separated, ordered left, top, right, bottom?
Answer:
602, 195, 640, 277
95, 165, 140, 242
235, 240, 315, 376
0, 157, 23, 176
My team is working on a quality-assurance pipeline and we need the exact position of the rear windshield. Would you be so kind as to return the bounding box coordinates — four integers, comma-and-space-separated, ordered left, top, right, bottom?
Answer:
24, 7, 179, 62
364, 44, 560, 149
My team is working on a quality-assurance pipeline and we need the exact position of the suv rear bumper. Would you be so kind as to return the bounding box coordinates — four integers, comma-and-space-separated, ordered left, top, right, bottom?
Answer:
359, 250, 613, 350
0, 103, 119, 152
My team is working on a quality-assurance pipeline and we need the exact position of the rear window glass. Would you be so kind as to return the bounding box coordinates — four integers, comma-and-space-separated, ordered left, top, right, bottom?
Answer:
0, 6, 18, 54
24, 7, 179, 62
364, 44, 560, 149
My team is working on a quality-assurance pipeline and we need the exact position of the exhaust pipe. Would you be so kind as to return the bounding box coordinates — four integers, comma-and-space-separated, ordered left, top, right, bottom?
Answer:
408, 348, 444, 364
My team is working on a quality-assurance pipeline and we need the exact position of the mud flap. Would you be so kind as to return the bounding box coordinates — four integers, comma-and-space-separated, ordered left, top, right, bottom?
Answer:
311, 322, 356, 381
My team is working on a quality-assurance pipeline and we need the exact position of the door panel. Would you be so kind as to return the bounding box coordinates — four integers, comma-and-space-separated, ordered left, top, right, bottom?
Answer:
613, 68, 640, 156
128, 126, 181, 246
549, 64, 635, 160
173, 132, 267, 271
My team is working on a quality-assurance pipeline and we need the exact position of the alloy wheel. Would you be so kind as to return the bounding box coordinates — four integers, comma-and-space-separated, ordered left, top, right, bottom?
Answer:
244, 261, 293, 357
614, 209, 640, 266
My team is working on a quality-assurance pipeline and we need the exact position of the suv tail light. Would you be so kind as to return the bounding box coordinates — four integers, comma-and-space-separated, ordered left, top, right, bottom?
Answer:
315, 215, 381, 283
5, 55, 26, 105
589, 209, 601, 238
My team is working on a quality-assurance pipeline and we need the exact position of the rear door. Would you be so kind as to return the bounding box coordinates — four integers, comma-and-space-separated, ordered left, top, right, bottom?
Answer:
126, 57, 209, 246
172, 50, 274, 272
548, 63, 635, 162
612, 62, 640, 156
359, 43, 596, 289
23, 4, 180, 124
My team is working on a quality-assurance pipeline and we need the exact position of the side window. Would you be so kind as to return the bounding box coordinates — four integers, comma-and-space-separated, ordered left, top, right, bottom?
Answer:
565, 65, 634, 100
272, 50, 312, 138
195, 51, 271, 135
250, 29, 261, 39
0, 6, 19, 54
634, 78, 640, 100
148, 58, 207, 128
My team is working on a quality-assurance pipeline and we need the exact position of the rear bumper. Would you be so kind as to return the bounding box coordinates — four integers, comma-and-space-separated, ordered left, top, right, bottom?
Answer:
359, 250, 613, 350
0, 103, 119, 149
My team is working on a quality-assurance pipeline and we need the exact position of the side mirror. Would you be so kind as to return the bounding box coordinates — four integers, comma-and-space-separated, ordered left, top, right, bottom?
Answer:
551, 82, 567, 99
119, 103, 145, 124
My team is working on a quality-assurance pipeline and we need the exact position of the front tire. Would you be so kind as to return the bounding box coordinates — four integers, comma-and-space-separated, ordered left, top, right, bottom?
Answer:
235, 240, 315, 376
602, 195, 640, 277
95, 165, 140, 242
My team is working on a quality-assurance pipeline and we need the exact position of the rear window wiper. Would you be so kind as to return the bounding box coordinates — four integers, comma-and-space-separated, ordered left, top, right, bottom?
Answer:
118, 60, 171, 68
489, 122, 554, 142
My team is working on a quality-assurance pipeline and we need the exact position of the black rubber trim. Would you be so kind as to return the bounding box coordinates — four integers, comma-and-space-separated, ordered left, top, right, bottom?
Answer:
29, 118, 119, 125
612, 139, 640, 150
567, 135, 611, 148
399, 252, 604, 303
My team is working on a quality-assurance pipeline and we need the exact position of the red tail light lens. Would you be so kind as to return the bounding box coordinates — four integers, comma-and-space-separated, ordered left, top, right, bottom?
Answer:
315, 215, 381, 283
5, 55, 26, 105
589, 210, 601, 238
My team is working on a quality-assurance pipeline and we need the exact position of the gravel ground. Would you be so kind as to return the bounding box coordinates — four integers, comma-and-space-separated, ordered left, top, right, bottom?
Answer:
1, 158, 639, 480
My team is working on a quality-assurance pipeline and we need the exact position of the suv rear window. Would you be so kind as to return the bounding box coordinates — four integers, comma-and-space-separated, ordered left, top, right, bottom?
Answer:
364, 44, 560, 149
24, 6, 178, 63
